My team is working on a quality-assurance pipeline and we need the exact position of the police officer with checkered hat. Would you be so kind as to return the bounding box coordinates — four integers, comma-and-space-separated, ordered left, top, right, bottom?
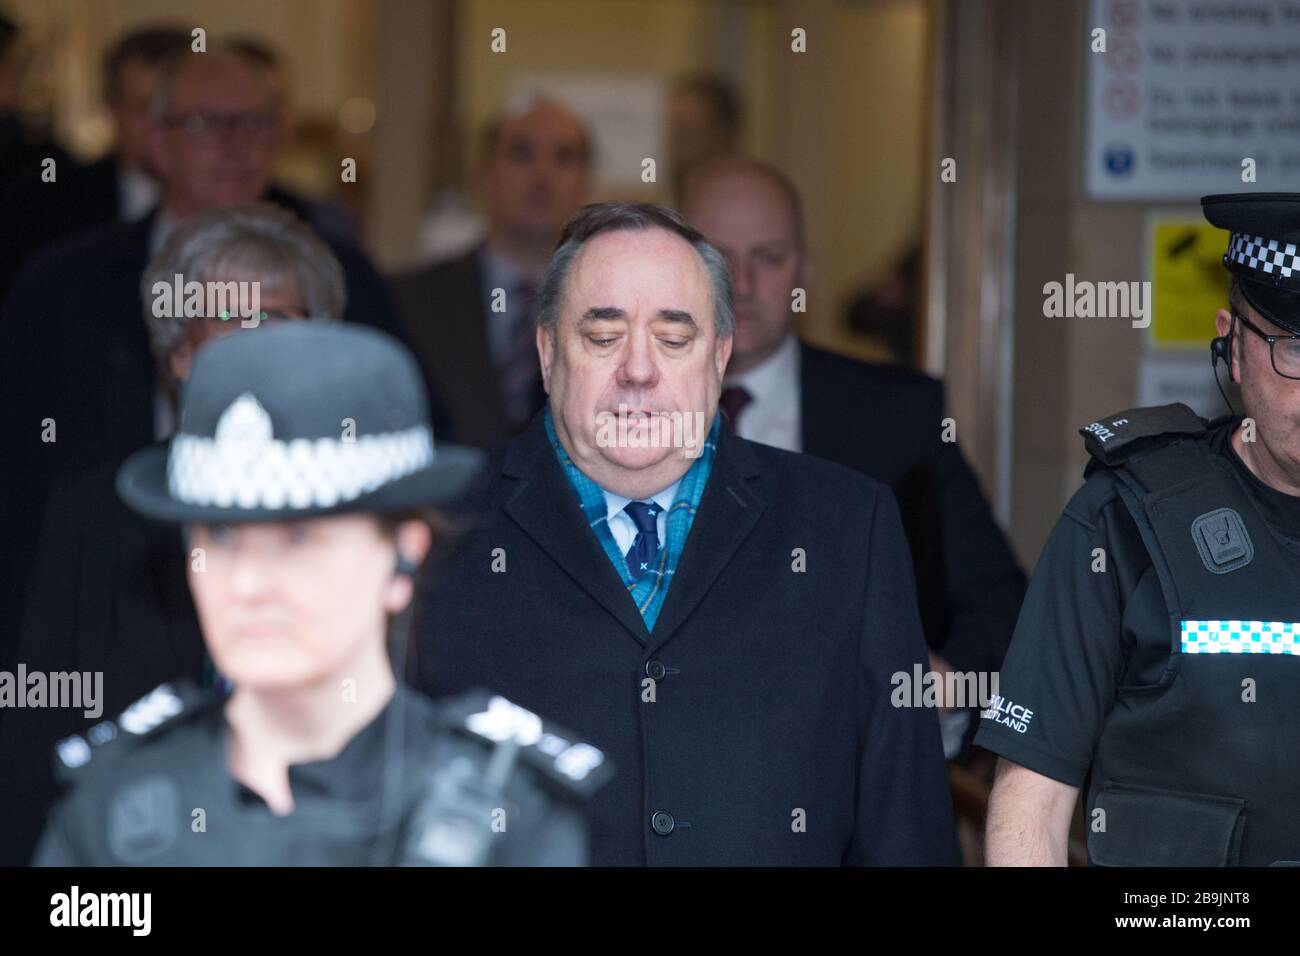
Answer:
978, 193, 1300, 866
34, 323, 611, 866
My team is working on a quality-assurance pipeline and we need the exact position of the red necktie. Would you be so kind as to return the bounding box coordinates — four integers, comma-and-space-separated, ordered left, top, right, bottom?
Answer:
719, 384, 753, 431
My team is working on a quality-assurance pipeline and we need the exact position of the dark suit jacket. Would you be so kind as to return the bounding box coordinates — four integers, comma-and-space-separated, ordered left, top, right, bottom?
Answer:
0, 115, 73, 228
0, 197, 420, 673
0, 155, 119, 296
415, 414, 960, 866
799, 344, 1025, 676
389, 245, 543, 447
0, 159, 359, 299
0, 454, 204, 865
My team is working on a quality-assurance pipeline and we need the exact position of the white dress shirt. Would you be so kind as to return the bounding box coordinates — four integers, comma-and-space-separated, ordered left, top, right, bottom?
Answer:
148, 211, 180, 258
602, 480, 681, 560
118, 165, 159, 223
724, 332, 802, 452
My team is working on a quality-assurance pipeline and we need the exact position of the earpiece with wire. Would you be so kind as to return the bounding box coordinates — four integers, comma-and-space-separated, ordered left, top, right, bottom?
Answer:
1211, 316, 1238, 416
373, 549, 419, 866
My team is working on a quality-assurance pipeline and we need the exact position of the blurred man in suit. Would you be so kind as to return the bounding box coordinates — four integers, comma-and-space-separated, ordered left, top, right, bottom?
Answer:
0, 31, 357, 296
390, 96, 591, 446
0, 45, 416, 673
681, 157, 1026, 758
0, 28, 190, 294
416, 202, 959, 865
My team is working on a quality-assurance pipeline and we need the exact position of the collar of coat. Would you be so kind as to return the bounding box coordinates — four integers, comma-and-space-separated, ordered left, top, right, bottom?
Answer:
498, 407, 766, 648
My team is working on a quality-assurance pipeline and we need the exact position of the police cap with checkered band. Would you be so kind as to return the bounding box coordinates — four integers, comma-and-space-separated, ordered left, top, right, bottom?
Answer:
1202, 192, 1300, 336
117, 323, 485, 522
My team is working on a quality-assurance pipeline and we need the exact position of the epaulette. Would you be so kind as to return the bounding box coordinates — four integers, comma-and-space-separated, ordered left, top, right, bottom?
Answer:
52, 679, 214, 785
438, 690, 614, 801
1079, 403, 1206, 467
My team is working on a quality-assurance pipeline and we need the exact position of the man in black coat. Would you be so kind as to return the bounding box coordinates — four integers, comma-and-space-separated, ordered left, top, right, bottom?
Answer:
415, 201, 959, 865
389, 97, 591, 446
681, 158, 1026, 757
0, 47, 419, 674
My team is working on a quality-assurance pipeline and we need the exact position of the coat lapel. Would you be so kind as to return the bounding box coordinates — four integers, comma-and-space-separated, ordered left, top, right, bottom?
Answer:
648, 426, 766, 649
501, 417, 652, 645
798, 341, 818, 452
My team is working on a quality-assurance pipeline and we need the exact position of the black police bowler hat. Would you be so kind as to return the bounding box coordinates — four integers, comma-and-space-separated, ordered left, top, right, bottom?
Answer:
1202, 192, 1300, 336
117, 323, 485, 523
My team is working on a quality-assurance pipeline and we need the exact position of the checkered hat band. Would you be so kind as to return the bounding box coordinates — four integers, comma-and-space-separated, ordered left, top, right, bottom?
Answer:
1227, 232, 1300, 287
1180, 619, 1300, 656
168, 425, 435, 511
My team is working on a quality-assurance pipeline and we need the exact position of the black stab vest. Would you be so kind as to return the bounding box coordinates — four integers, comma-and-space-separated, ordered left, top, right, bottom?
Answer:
1086, 431, 1300, 866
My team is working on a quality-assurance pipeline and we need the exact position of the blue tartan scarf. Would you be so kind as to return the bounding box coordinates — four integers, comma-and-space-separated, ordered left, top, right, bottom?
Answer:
544, 408, 719, 631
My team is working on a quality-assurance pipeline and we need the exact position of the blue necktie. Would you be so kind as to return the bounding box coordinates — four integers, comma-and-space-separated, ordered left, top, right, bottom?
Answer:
623, 500, 661, 581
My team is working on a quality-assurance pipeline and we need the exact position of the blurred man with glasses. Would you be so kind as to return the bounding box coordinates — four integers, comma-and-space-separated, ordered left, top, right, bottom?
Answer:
0, 28, 190, 296
0, 44, 425, 682
981, 193, 1300, 867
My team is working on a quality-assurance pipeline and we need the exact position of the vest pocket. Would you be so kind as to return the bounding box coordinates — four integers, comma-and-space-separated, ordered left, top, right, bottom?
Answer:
1088, 782, 1245, 866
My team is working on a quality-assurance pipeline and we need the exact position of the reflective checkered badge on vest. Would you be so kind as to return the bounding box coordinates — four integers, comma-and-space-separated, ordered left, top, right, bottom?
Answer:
1181, 620, 1300, 655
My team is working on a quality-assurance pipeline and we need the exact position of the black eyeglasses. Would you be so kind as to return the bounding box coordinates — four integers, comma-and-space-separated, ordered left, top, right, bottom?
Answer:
1232, 312, 1300, 381
162, 111, 278, 140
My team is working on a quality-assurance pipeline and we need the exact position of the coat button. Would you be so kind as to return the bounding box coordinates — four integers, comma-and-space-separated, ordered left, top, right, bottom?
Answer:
650, 810, 675, 836
644, 660, 667, 681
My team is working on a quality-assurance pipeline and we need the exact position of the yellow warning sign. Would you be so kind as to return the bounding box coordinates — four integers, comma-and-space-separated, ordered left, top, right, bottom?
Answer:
1147, 219, 1231, 349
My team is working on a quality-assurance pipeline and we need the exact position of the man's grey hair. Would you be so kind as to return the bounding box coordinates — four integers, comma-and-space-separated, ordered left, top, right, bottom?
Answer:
147, 42, 275, 121
141, 202, 345, 364
537, 201, 734, 338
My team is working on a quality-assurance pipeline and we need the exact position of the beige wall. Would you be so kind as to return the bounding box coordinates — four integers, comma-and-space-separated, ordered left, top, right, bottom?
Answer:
778, 0, 928, 352
1008, 0, 1168, 566
930, 0, 1177, 569
454, 0, 928, 349
6, 0, 929, 317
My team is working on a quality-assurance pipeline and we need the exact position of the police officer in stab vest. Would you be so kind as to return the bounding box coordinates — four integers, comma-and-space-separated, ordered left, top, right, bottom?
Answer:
978, 193, 1300, 866
34, 323, 611, 865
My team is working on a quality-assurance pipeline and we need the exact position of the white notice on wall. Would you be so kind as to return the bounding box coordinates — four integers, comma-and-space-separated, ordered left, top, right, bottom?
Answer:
1138, 351, 1235, 419
1085, 0, 1300, 200
509, 74, 665, 192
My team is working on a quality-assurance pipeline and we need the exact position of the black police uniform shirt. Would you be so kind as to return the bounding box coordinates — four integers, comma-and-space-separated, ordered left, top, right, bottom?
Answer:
973, 418, 1300, 788
33, 683, 597, 866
